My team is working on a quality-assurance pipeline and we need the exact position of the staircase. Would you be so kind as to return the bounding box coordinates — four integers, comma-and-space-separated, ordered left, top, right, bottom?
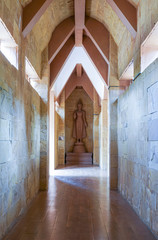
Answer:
66, 153, 93, 165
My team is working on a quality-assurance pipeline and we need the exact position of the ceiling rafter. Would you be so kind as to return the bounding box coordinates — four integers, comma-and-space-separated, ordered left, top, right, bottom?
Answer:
65, 71, 94, 101
22, 0, 54, 37
83, 36, 109, 86
48, 17, 75, 64
75, 0, 85, 46
106, 0, 137, 38
50, 36, 75, 86
84, 17, 110, 64
76, 64, 83, 77
50, 47, 108, 100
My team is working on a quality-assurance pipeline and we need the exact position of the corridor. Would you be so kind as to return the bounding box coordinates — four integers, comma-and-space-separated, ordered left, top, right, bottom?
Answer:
3, 166, 156, 240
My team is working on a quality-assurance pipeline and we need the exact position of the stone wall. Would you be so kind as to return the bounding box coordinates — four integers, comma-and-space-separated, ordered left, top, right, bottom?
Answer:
100, 98, 109, 171
0, 1, 44, 238
56, 91, 65, 165
109, 88, 124, 189
40, 100, 48, 190
65, 88, 93, 153
118, 58, 158, 238
118, 0, 158, 78
54, 110, 59, 169
0, 53, 41, 239
93, 89, 101, 165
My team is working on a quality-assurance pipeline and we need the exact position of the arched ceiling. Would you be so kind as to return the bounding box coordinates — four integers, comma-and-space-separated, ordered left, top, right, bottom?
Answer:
128, 0, 139, 7
21, 0, 138, 99
28, 0, 74, 51
86, 0, 126, 45
23, 0, 137, 51
20, 0, 32, 7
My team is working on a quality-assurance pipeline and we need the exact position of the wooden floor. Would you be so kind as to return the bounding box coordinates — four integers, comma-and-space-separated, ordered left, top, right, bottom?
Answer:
3, 165, 156, 240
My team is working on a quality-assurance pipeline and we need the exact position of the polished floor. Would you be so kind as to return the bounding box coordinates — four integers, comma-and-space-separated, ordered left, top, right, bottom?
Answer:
3, 165, 156, 240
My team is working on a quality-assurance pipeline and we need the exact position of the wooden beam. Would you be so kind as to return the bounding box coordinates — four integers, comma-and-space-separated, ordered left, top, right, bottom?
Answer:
22, 0, 53, 37
119, 79, 132, 88
76, 64, 83, 77
48, 17, 75, 64
107, 0, 137, 38
84, 17, 110, 64
74, 0, 85, 46
65, 72, 94, 101
83, 36, 109, 86
50, 36, 75, 86
50, 47, 107, 100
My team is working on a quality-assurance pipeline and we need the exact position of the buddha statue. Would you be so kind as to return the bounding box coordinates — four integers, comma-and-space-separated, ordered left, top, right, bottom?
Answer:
72, 100, 88, 153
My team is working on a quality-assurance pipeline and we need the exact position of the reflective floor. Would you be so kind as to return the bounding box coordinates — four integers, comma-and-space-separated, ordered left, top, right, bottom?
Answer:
3, 165, 156, 240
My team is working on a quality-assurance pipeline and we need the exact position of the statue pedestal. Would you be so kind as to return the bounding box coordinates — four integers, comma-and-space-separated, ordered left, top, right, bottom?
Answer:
73, 142, 86, 153
65, 142, 93, 165
66, 152, 93, 165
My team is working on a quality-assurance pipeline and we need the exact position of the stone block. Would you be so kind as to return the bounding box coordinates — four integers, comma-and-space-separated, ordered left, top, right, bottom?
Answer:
0, 141, 11, 164
148, 118, 158, 141
148, 142, 158, 170
148, 81, 158, 114
149, 168, 158, 193
138, 121, 147, 141
151, 211, 158, 235
0, 89, 14, 118
0, 164, 8, 194
0, 118, 9, 140
117, 59, 158, 238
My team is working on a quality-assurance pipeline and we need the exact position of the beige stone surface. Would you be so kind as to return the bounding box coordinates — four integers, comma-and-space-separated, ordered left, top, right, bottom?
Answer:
0, 1, 47, 238
109, 88, 124, 190
118, 0, 158, 78
109, 36, 119, 86
65, 88, 93, 154
0, 52, 41, 239
100, 98, 109, 171
93, 89, 101, 165
40, 99, 48, 190
31, 0, 74, 52
86, 0, 126, 46
54, 108, 59, 169
20, 0, 32, 7
56, 91, 65, 165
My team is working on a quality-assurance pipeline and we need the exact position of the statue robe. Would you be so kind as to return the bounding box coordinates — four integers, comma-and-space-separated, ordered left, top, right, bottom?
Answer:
73, 110, 86, 141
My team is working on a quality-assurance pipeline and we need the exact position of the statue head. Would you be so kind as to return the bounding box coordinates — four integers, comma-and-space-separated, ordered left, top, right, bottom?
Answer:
77, 100, 83, 111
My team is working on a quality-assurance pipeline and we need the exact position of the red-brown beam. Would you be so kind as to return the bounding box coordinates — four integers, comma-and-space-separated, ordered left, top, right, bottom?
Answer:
84, 17, 110, 63
50, 36, 75, 86
48, 17, 75, 64
74, 0, 85, 46
76, 64, 83, 77
22, 0, 53, 37
83, 36, 109, 86
65, 72, 94, 101
107, 0, 137, 38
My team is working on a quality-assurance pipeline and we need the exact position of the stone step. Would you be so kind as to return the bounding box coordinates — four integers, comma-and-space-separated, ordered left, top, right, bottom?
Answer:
66, 162, 92, 165
66, 153, 92, 157
66, 152, 93, 165
66, 157, 92, 160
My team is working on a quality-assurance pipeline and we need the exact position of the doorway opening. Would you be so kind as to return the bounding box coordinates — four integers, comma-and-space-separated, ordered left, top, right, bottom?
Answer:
49, 87, 109, 178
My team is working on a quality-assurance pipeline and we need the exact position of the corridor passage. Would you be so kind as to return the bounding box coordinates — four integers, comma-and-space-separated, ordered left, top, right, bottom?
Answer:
3, 166, 156, 240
